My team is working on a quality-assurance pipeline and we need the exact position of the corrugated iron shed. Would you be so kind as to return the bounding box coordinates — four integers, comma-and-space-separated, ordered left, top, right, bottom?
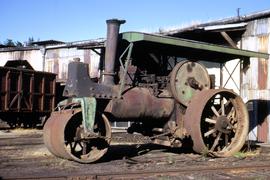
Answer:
240, 17, 270, 143
161, 9, 270, 36
160, 10, 270, 47
160, 9, 270, 143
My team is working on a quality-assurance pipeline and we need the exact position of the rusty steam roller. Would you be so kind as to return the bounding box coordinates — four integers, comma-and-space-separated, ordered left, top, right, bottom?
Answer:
43, 19, 269, 163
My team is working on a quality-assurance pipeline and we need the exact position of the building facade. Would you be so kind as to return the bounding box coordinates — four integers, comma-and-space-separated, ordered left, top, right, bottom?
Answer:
0, 40, 102, 82
163, 10, 270, 142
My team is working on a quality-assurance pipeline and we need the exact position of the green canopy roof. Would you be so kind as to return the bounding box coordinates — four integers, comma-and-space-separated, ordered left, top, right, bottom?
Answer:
121, 32, 269, 62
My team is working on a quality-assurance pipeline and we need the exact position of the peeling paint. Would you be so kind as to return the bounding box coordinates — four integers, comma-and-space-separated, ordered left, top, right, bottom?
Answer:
258, 36, 269, 90
244, 18, 270, 142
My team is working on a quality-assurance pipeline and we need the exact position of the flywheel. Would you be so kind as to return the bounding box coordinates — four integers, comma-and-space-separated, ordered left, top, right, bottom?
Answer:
184, 89, 249, 157
170, 61, 211, 106
44, 108, 111, 163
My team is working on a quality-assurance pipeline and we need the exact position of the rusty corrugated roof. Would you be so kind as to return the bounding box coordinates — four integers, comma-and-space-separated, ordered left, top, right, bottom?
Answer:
161, 9, 270, 36
31, 40, 65, 46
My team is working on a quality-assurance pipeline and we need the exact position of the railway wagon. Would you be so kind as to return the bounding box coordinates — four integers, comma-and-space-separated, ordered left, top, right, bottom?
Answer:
0, 60, 56, 127
44, 19, 269, 163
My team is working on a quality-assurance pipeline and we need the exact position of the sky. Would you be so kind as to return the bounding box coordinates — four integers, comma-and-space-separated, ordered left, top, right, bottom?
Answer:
1, 0, 270, 44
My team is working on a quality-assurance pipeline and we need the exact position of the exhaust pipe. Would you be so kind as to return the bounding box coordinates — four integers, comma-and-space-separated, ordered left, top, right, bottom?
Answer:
103, 19, 126, 85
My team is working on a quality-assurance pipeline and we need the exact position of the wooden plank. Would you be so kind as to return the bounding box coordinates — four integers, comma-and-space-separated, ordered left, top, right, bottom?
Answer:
220, 31, 238, 49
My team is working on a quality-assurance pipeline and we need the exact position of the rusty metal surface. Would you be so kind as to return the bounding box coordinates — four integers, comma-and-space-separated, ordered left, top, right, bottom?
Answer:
63, 61, 118, 99
184, 89, 249, 157
0, 61, 56, 126
43, 108, 111, 163
103, 19, 125, 85
241, 18, 270, 143
105, 87, 174, 119
170, 61, 210, 106
258, 36, 269, 90
43, 111, 61, 157
257, 36, 269, 142
0, 64, 56, 113
43, 110, 75, 158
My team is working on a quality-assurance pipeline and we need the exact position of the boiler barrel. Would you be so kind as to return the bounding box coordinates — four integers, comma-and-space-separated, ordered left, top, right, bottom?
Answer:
105, 88, 174, 119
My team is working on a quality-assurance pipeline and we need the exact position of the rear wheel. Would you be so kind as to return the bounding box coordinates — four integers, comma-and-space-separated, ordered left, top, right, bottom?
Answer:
184, 89, 249, 157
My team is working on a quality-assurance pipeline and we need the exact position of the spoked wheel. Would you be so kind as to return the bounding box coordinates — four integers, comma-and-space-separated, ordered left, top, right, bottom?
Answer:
184, 89, 249, 157
44, 109, 111, 163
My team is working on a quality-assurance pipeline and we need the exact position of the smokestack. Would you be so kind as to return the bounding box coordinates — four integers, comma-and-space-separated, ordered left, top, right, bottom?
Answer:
103, 19, 126, 85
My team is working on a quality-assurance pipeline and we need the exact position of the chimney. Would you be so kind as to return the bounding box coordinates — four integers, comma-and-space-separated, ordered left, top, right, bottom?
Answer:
103, 19, 125, 85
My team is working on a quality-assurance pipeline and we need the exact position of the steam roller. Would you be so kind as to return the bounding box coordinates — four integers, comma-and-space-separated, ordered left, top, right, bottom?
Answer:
43, 18, 268, 163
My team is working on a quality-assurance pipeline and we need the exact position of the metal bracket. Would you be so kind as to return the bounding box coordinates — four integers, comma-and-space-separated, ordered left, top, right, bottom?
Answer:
75, 97, 96, 133
118, 42, 134, 98
58, 97, 96, 133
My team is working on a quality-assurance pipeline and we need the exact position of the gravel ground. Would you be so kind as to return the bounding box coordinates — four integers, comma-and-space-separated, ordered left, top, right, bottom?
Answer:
1, 129, 270, 179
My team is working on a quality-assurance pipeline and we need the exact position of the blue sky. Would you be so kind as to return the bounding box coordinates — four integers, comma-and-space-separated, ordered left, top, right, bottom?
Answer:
1, 0, 270, 43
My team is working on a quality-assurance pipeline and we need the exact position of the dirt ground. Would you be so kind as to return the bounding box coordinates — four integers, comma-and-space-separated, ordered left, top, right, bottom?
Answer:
1, 129, 270, 179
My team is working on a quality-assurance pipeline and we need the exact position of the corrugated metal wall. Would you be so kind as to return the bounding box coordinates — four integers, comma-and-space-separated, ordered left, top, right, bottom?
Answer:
0, 50, 43, 70
241, 17, 270, 142
45, 48, 91, 80
0, 48, 100, 82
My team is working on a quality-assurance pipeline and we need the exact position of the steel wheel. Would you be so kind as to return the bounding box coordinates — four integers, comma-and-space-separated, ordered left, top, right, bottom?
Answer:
44, 109, 111, 163
184, 89, 249, 157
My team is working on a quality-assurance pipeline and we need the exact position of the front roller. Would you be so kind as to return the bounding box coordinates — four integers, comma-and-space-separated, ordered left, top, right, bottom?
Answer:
184, 89, 249, 157
43, 108, 111, 163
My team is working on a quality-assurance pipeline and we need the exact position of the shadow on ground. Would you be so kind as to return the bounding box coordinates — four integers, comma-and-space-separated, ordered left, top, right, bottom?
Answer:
99, 141, 195, 163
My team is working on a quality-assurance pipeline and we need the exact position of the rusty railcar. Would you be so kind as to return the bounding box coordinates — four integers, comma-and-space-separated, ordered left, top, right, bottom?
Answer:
0, 60, 56, 127
43, 19, 269, 163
